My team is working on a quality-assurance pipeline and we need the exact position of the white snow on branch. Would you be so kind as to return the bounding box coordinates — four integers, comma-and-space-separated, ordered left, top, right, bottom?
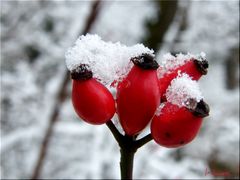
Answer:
65, 34, 154, 88
166, 73, 203, 108
158, 52, 206, 78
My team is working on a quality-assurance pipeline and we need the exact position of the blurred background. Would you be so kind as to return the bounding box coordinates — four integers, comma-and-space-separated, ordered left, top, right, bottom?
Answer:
0, 0, 239, 179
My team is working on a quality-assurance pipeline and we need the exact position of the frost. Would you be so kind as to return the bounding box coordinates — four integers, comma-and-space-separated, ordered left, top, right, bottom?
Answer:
158, 52, 206, 78
1, 1, 239, 179
155, 103, 166, 116
166, 73, 203, 108
65, 34, 154, 88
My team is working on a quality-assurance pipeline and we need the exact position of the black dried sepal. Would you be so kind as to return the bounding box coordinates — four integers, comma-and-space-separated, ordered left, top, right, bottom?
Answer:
189, 99, 210, 118
131, 53, 159, 70
71, 64, 93, 80
193, 58, 209, 75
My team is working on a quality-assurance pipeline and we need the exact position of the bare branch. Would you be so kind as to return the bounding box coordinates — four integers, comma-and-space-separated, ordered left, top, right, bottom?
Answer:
106, 120, 124, 145
134, 134, 153, 149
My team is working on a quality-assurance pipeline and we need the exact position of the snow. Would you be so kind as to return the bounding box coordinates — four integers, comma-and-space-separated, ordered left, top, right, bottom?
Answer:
65, 34, 154, 88
91, 1, 157, 45
158, 52, 206, 78
1, 1, 93, 178
183, 64, 239, 173
171, 0, 239, 63
155, 103, 166, 117
135, 143, 213, 179
1, 0, 239, 179
166, 73, 203, 108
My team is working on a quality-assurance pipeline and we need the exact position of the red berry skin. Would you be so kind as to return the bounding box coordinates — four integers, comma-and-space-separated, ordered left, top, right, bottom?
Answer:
159, 59, 208, 100
72, 78, 116, 125
151, 102, 203, 148
117, 66, 160, 136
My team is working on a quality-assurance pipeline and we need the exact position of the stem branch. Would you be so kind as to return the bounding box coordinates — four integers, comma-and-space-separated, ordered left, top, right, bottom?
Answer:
135, 134, 153, 149
106, 120, 153, 179
106, 121, 123, 145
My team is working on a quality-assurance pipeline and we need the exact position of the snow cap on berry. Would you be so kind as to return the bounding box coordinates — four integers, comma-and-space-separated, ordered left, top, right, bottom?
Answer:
166, 73, 209, 117
65, 34, 154, 88
166, 73, 203, 108
158, 52, 207, 78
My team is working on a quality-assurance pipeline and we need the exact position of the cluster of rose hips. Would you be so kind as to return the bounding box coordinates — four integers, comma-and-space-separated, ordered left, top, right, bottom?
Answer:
71, 53, 209, 148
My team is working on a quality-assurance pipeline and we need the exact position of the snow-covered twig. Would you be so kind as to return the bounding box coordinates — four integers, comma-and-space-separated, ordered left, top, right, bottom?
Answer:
31, 1, 102, 179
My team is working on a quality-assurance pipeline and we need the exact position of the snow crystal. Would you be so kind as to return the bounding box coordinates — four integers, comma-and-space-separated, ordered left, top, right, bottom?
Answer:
166, 73, 203, 108
155, 103, 166, 116
65, 34, 154, 88
158, 52, 206, 78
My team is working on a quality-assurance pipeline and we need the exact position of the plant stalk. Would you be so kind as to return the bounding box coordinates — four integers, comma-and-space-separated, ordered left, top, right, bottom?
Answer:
106, 121, 153, 180
120, 148, 135, 179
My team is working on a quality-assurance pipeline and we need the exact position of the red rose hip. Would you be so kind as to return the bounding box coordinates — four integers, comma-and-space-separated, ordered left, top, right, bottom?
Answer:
71, 64, 116, 125
151, 100, 209, 148
117, 54, 160, 136
158, 57, 208, 100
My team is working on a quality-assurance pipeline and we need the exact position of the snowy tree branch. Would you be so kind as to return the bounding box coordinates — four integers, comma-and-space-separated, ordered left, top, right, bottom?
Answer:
31, 1, 102, 179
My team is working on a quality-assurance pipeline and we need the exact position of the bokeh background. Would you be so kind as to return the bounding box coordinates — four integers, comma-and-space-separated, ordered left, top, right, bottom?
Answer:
1, 0, 239, 179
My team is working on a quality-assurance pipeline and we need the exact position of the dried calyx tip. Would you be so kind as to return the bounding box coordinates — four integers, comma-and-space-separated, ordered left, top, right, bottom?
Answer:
71, 64, 93, 80
186, 99, 210, 118
193, 57, 209, 75
131, 53, 159, 70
